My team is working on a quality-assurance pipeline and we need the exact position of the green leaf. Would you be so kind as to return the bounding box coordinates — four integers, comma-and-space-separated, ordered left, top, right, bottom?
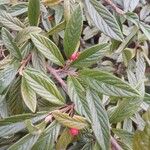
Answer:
8, 133, 40, 150
23, 68, 64, 105
0, 64, 18, 94
2, 28, 22, 60
47, 21, 66, 36
28, 0, 40, 26
86, 89, 110, 150
32, 121, 61, 150
52, 110, 89, 129
112, 128, 134, 149
64, 5, 83, 58
140, 22, 150, 41
21, 77, 37, 113
109, 98, 142, 123
0, 10, 25, 31
124, 0, 139, 12
67, 76, 91, 120
85, 0, 124, 41
71, 43, 110, 67
8, 2, 28, 17
30, 34, 65, 66
56, 128, 73, 150
15, 27, 42, 46
79, 69, 140, 97
6, 77, 24, 115
133, 109, 150, 150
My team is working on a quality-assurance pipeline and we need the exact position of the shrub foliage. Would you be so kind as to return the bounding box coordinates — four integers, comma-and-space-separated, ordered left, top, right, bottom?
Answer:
0, 0, 150, 149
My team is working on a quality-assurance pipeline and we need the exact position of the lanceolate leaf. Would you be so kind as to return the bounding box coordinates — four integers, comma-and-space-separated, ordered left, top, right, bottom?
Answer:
15, 27, 42, 46
32, 121, 61, 150
23, 68, 64, 105
124, 0, 139, 12
133, 109, 150, 150
85, 0, 124, 41
52, 110, 89, 129
0, 10, 25, 31
28, 0, 40, 26
64, 5, 83, 58
8, 133, 40, 150
0, 64, 18, 94
86, 89, 110, 150
21, 77, 37, 113
30, 34, 65, 66
67, 76, 91, 121
139, 22, 150, 41
109, 98, 142, 123
2, 28, 22, 60
71, 43, 110, 67
79, 69, 140, 97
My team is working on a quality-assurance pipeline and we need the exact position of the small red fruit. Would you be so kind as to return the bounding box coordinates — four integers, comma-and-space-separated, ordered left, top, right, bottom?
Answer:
69, 52, 80, 61
69, 128, 79, 136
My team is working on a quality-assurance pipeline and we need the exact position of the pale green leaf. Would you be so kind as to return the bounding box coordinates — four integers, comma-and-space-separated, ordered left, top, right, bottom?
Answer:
109, 98, 142, 123
140, 22, 150, 41
0, 10, 25, 31
85, 0, 124, 41
15, 27, 42, 46
30, 34, 65, 66
21, 77, 37, 113
8, 133, 40, 150
124, 0, 139, 12
79, 69, 140, 97
2, 27, 22, 60
71, 43, 110, 67
23, 68, 64, 105
52, 110, 89, 129
32, 121, 61, 150
64, 5, 83, 58
67, 76, 91, 120
86, 89, 110, 150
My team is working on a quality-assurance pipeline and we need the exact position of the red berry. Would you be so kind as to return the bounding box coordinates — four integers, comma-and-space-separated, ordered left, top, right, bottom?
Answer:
69, 52, 80, 61
69, 128, 79, 136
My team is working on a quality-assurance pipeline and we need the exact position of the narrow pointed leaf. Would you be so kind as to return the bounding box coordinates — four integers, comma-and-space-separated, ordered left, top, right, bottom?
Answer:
52, 110, 89, 129
23, 68, 64, 105
64, 5, 83, 58
67, 76, 91, 120
21, 77, 37, 113
79, 69, 140, 97
0, 10, 25, 31
8, 133, 40, 150
30, 34, 65, 66
2, 28, 22, 60
32, 121, 61, 150
28, 0, 40, 26
71, 43, 110, 67
86, 89, 110, 150
85, 0, 124, 41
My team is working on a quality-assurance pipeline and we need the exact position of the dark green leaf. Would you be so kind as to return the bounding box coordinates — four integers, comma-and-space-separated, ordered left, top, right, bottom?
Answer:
28, 0, 40, 26
64, 5, 83, 58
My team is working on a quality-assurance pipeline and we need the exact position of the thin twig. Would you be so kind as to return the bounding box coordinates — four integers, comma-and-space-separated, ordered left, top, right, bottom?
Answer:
111, 136, 122, 150
47, 65, 67, 92
104, 0, 125, 15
